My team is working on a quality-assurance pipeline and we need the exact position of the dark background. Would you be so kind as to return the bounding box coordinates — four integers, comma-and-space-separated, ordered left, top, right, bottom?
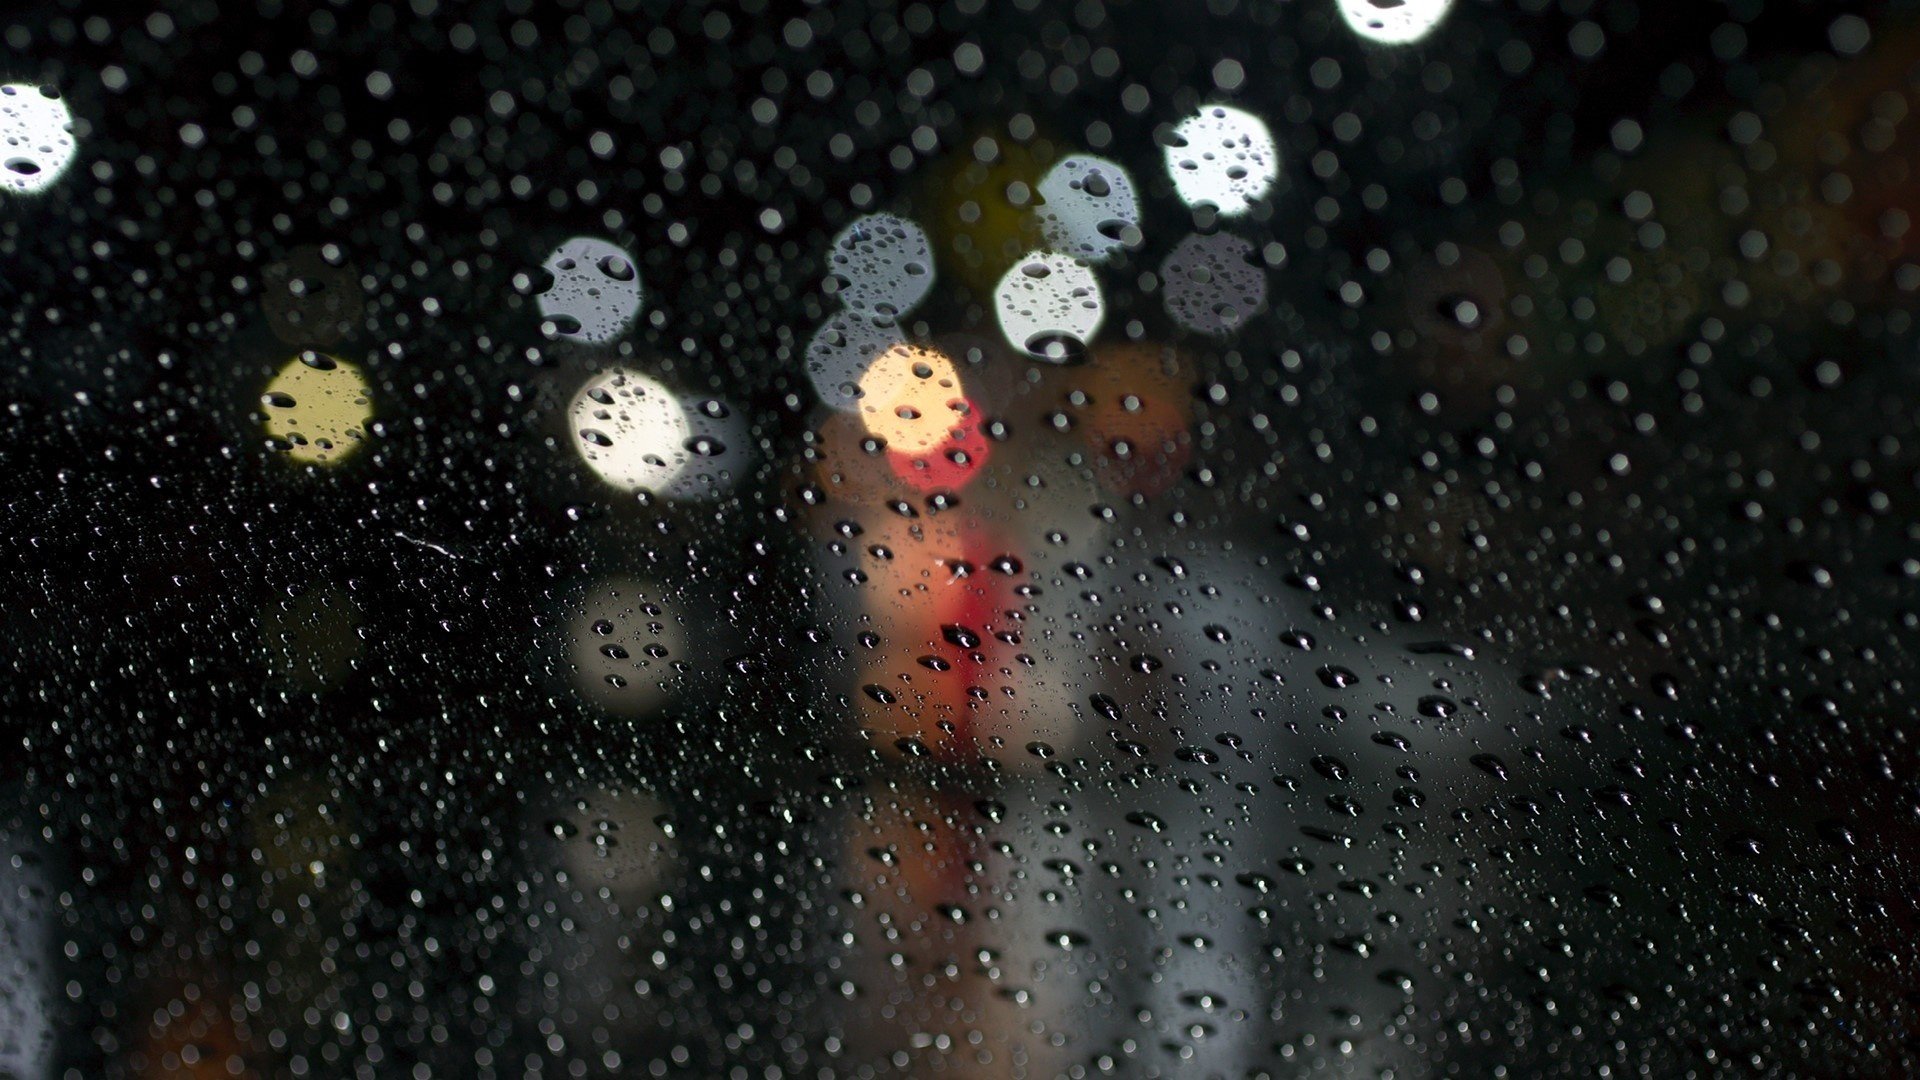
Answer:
3, 0, 1918, 1076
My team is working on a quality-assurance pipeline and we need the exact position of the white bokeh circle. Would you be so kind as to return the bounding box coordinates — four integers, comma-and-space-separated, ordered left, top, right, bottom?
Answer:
825, 212, 935, 318
994, 251, 1106, 362
538, 237, 644, 344
1338, 0, 1453, 45
0, 84, 76, 195
1162, 105, 1278, 217
569, 369, 692, 492
1037, 155, 1141, 264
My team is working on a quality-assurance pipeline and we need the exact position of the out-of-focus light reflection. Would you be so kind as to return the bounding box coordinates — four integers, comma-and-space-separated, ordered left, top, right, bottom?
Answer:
568, 368, 691, 492
1339, 0, 1453, 45
805, 310, 903, 412
886, 392, 991, 492
0, 840, 52, 1080
260, 352, 372, 466
241, 772, 354, 1075
852, 523, 1072, 765
855, 342, 968, 453
1036, 154, 1141, 264
249, 773, 353, 888
568, 577, 684, 715
825, 212, 934, 319
261, 245, 362, 347
1161, 232, 1268, 337
1163, 105, 1278, 216
994, 250, 1105, 361
997, 455, 1113, 562
537, 236, 643, 343
0, 84, 75, 196
522, 786, 676, 1063
545, 788, 674, 901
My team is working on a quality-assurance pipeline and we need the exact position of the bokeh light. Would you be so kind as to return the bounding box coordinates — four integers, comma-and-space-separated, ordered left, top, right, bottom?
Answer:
825, 213, 934, 319
538, 237, 643, 344
662, 396, 750, 501
260, 352, 373, 466
1163, 105, 1279, 216
855, 342, 970, 454
568, 577, 685, 715
0, 83, 75, 195
886, 393, 991, 492
0, 843, 52, 1080
568, 368, 691, 493
805, 311, 904, 412
1036, 155, 1141, 264
261, 583, 361, 691
1064, 342, 1194, 497
806, 410, 916, 505
1338, 0, 1454, 45
994, 251, 1105, 361
919, 128, 1052, 292
261, 245, 363, 347
1160, 232, 1268, 337
544, 788, 675, 900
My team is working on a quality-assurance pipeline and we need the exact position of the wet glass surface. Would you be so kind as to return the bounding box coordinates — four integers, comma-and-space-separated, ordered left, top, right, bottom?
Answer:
4, 1, 1920, 1076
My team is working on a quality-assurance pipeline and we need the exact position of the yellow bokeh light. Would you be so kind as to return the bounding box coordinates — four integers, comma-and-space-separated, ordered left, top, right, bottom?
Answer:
856, 343, 968, 455
261, 352, 372, 465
